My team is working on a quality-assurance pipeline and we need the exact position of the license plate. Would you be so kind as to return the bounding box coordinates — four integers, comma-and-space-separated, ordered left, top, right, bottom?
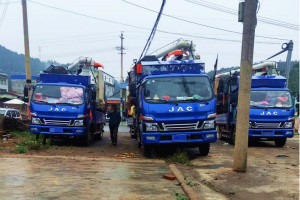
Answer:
262, 131, 273, 136
173, 135, 187, 141
50, 128, 63, 133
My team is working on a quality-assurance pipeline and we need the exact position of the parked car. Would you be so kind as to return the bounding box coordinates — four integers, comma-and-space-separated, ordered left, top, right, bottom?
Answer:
0, 108, 22, 120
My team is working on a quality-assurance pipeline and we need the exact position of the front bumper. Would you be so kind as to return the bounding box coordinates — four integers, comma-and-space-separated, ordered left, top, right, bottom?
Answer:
30, 125, 87, 136
249, 128, 294, 138
142, 130, 217, 144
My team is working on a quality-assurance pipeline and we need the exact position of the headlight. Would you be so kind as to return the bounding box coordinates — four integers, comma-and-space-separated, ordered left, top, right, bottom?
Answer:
145, 123, 158, 132
249, 122, 252, 128
283, 122, 293, 128
202, 120, 215, 130
31, 117, 41, 125
74, 120, 84, 126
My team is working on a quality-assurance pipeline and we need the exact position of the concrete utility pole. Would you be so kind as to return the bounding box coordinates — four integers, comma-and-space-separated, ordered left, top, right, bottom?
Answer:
233, 0, 257, 172
120, 32, 125, 82
22, 0, 32, 101
285, 40, 293, 86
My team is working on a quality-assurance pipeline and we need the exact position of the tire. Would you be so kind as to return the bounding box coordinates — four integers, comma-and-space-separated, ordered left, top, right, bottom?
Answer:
199, 143, 210, 156
143, 144, 152, 157
82, 129, 93, 146
275, 138, 287, 147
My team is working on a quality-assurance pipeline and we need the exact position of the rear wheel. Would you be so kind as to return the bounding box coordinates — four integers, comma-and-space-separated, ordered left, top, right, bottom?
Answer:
199, 143, 210, 156
274, 138, 287, 147
230, 128, 236, 145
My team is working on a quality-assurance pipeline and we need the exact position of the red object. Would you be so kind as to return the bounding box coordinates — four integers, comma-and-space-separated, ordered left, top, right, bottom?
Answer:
94, 62, 104, 69
258, 101, 269, 105
166, 50, 188, 58
277, 96, 288, 102
35, 93, 42, 101
136, 64, 142, 74
162, 95, 170, 100
89, 110, 93, 120
163, 174, 176, 180
106, 100, 120, 104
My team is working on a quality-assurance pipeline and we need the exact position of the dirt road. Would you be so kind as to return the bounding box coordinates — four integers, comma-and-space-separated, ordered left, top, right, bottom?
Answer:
0, 125, 299, 200
0, 156, 187, 200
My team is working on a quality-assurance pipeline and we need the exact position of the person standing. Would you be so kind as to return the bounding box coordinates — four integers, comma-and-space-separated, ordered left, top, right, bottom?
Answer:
107, 104, 121, 146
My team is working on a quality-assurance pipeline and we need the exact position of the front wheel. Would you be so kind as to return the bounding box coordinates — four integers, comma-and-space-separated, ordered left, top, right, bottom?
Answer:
199, 143, 210, 156
82, 130, 93, 146
143, 144, 152, 157
274, 138, 287, 147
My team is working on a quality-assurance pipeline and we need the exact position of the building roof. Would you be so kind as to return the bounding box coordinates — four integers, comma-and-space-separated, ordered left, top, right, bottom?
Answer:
4, 99, 25, 105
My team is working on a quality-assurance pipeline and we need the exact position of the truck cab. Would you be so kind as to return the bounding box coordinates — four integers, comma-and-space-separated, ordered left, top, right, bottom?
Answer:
131, 60, 217, 156
216, 74, 294, 147
29, 73, 105, 145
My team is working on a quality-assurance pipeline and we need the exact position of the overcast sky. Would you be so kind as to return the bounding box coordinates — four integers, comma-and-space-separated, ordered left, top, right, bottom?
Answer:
0, 0, 299, 80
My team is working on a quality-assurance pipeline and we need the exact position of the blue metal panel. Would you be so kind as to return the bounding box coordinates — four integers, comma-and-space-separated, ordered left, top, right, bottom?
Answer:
251, 76, 287, 88
39, 73, 90, 86
141, 60, 205, 77
11, 75, 38, 80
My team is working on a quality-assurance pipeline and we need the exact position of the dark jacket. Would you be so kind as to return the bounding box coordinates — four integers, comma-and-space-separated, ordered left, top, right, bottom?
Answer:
107, 110, 121, 126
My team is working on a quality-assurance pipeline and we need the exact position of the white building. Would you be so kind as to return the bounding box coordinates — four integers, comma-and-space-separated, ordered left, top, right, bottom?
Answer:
0, 73, 8, 94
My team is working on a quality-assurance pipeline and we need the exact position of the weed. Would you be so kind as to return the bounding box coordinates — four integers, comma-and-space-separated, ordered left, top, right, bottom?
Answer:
186, 180, 199, 187
174, 192, 189, 200
12, 132, 51, 153
10, 131, 30, 138
166, 152, 192, 166
15, 144, 28, 153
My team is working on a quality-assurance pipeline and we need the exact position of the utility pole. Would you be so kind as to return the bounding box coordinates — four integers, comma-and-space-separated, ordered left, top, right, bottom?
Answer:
120, 31, 125, 82
233, 0, 257, 172
285, 40, 293, 86
119, 32, 125, 119
22, 0, 32, 102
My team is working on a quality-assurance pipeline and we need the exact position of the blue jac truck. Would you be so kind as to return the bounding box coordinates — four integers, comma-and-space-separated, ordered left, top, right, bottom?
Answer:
215, 73, 295, 147
128, 58, 217, 156
29, 67, 105, 145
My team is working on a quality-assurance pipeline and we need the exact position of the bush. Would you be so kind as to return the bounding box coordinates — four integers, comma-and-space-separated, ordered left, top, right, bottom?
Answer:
13, 132, 51, 153
15, 144, 28, 153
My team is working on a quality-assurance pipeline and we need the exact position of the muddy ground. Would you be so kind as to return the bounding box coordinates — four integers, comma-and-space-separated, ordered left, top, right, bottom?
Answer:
0, 125, 299, 200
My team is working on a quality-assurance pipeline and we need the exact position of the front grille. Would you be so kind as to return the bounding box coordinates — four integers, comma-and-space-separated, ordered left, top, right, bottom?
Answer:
253, 122, 281, 129
162, 122, 199, 131
43, 119, 71, 126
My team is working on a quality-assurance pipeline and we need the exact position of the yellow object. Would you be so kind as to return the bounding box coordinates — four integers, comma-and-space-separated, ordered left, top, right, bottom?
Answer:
154, 94, 159, 100
130, 105, 136, 118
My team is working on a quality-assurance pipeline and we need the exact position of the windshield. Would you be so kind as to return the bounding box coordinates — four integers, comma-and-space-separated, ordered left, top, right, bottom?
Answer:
32, 85, 84, 105
250, 90, 292, 108
144, 76, 213, 103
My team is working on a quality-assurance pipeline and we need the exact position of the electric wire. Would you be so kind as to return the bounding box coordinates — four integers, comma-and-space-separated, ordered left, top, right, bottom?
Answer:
28, 0, 289, 44
139, 0, 166, 60
121, 0, 290, 41
0, 0, 9, 27
185, 0, 299, 30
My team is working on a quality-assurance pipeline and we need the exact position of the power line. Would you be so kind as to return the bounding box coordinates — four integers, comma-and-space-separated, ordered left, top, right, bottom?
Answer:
120, 0, 289, 41
0, 0, 9, 27
139, 0, 166, 60
185, 0, 299, 30
0, 0, 19, 5
27, 0, 285, 45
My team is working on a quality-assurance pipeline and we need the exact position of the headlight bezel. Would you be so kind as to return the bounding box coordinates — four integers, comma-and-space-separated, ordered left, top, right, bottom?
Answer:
201, 120, 215, 130
283, 121, 293, 128
31, 117, 41, 125
74, 120, 84, 127
144, 122, 158, 132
